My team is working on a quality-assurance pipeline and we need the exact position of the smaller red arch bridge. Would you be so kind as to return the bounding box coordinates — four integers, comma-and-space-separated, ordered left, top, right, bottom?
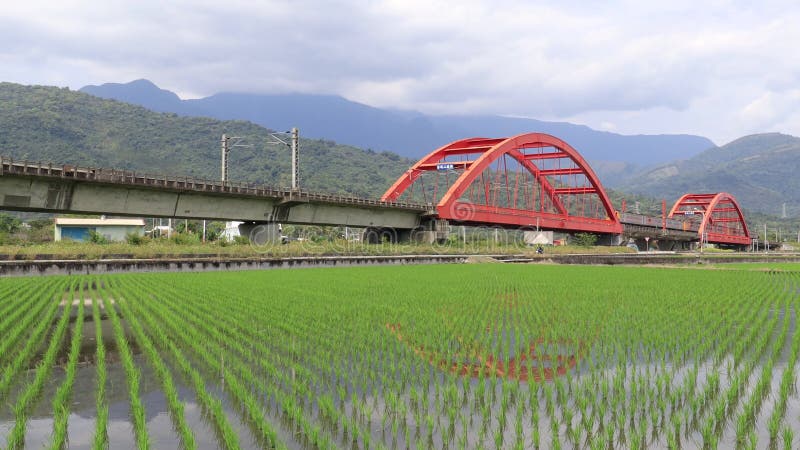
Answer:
381, 133, 623, 235
668, 193, 751, 246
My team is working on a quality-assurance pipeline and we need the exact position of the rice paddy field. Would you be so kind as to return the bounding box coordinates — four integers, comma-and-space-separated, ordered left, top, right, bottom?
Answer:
2, 263, 800, 449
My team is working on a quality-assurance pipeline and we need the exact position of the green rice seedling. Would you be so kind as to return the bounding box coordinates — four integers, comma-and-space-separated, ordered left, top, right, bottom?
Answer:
667, 431, 677, 450
493, 427, 503, 449
123, 277, 306, 449
50, 281, 85, 450
425, 414, 435, 443
544, 383, 554, 418
630, 428, 642, 450
783, 426, 794, 450
735, 413, 749, 445
112, 283, 241, 449
92, 291, 109, 450
102, 292, 150, 450
0, 279, 65, 402
0, 278, 60, 368
747, 430, 757, 450
768, 412, 782, 443
112, 285, 197, 449
7, 279, 72, 450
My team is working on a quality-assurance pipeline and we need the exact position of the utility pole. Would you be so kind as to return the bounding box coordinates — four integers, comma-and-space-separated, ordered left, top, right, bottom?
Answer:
221, 134, 250, 183
291, 127, 299, 190
267, 128, 300, 190
219, 134, 250, 245
221, 134, 228, 182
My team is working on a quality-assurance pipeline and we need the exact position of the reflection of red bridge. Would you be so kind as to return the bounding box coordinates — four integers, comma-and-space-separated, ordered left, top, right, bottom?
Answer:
0, 132, 750, 248
385, 323, 585, 382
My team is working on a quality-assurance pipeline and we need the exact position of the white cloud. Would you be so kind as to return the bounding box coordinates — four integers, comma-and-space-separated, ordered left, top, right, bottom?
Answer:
1, 0, 800, 142
740, 89, 800, 131
599, 122, 617, 132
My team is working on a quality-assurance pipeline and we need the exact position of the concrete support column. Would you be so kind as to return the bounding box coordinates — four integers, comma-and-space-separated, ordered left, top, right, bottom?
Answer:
595, 234, 623, 246
238, 222, 282, 245
363, 227, 399, 244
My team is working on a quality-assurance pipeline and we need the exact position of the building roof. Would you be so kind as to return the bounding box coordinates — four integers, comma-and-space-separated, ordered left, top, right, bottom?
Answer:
55, 218, 146, 226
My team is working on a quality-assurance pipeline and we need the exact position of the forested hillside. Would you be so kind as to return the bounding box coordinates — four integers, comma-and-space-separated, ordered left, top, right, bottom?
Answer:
0, 82, 411, 198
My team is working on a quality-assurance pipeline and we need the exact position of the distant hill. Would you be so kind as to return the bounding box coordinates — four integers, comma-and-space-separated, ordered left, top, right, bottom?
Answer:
80, 79, 716, 182
0, 82, 412, 198
620, 133, 800, 216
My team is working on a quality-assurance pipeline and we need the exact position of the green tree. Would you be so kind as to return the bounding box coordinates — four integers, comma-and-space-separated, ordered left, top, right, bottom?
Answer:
0, 213, 22, 234
26, 218, 55, 243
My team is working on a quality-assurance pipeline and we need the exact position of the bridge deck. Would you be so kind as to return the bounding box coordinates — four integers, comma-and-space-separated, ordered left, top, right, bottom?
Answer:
620, 212, 699, 233
0, 157, 429, 212
0, 157, 744, 245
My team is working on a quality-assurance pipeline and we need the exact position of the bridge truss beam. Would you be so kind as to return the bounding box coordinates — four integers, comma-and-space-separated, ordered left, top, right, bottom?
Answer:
381, 133, 623, 235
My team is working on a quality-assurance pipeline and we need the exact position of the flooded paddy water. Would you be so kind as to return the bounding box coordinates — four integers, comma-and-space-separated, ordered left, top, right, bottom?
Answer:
2, 264, 800, 449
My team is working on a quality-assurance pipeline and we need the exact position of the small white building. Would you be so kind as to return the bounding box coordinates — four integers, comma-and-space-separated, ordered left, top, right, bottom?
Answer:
55, 218, 146, 242
524, 231, 554, 245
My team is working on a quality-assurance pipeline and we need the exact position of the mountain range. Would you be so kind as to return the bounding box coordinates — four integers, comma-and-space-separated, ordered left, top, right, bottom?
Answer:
80, 79, 716, 184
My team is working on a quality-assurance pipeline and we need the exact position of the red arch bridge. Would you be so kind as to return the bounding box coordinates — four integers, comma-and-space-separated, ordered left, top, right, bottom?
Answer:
0, 132, 751, 249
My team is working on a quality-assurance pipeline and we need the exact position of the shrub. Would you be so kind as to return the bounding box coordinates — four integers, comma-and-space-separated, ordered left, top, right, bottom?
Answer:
170, 232, 200, 245
126, 233, 146, 245
87, 230, 109, 245
573, 232, 597, 247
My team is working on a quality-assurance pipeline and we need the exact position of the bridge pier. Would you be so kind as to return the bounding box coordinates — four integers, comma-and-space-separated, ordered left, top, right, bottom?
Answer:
238, 222, 282, 244
362, 227, 415, 244
623, 236, 694, 252
654, 239, 677, 251
363, 219, 450, 244
412, 219, 451, 244
595, 234, 623, 246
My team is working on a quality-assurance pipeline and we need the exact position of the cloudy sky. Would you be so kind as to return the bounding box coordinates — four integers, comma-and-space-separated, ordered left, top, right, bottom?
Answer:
2, 0, 799, 144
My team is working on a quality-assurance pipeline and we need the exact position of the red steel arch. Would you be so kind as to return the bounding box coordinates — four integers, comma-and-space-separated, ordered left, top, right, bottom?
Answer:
668, 192, 750, 245
382, 133, 622, 234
